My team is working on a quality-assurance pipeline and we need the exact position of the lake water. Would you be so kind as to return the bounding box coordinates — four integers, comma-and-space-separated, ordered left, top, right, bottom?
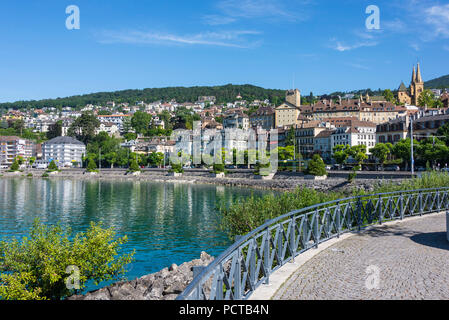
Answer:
0, 178, 272, 292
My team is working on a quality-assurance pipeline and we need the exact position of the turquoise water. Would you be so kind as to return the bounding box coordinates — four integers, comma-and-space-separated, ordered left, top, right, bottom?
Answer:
0, 178, 272, 292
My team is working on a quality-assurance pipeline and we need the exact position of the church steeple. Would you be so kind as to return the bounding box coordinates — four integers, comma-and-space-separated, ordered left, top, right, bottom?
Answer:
412, 65, 416, 83
416, 63, 423, 83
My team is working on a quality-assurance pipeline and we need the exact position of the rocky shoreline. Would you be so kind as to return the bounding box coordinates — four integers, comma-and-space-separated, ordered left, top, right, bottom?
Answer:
67, 252, 214, 300
0, 169, 406, 193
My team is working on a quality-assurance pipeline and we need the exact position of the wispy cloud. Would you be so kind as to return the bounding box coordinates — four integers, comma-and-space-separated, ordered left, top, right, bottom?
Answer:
203, 0, 313, 26
382, 19, 407, 33
329, 38, 378, 52
424, 4, 449, 38
345, 62, 370, 70
410, 43, 420, 51
97, 29, 262, 48
218, 0, 293, 20
203, 15, 236, 26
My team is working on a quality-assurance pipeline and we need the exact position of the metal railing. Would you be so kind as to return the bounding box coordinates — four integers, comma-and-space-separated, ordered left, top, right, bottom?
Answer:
177, 187, 449, 300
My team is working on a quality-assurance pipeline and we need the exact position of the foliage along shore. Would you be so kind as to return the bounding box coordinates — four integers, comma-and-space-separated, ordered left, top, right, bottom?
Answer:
218, 172, 449, 240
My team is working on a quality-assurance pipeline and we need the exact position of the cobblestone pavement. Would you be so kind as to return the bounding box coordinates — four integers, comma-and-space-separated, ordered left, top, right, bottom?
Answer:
273, 212, 449, 300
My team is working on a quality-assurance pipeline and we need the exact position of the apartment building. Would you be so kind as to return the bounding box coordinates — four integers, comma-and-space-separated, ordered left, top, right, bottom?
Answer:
331, 120, 377, 154
249, 106, 275, 130
0, 136, 35, 166
42, 136, 86, 167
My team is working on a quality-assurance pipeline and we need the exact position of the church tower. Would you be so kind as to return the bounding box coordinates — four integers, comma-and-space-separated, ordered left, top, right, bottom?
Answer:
286, 89, 301, 107
410, 63, 424, 105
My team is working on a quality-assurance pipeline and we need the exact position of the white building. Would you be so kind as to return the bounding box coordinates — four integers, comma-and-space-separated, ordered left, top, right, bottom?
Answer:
331, 120, 377, 155
0, 136, 35, 166
42, 136, 86, 167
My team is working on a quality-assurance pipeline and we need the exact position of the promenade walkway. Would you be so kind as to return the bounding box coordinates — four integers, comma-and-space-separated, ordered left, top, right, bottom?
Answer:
272, 212, 449, 300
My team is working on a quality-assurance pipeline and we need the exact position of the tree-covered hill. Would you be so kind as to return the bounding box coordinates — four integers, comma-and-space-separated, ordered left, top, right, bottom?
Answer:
0, 84, 286, 110
425, 75, 449, 89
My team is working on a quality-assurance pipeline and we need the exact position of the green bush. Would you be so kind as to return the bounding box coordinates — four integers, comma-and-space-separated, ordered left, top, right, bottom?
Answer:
220, 187, 343, 240
86, 158, 98, 173
9, 161, 19, 172
169, 163, 184, 174
212, 163, 225, 174
255, 161, 272, 176
0, 219, 134, 300
128, 160, 141, 173
220, 172, 449, 240
42, 173, 49, 178
306, 154, 327, 176
47, 160, 59, 172
27, 173, 33, 178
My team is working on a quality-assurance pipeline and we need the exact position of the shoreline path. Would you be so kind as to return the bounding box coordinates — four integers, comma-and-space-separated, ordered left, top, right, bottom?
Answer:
272, 212, 449, 300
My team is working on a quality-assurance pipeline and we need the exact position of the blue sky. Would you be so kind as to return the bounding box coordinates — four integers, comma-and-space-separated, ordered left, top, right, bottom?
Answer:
0, 0, 448, 102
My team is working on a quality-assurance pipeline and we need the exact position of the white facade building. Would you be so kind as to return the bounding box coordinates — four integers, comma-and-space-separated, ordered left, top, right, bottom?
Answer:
42, 136, 86, 167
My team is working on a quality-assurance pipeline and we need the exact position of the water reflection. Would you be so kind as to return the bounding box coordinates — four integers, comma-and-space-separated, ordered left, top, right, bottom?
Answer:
0, 178, 272, 288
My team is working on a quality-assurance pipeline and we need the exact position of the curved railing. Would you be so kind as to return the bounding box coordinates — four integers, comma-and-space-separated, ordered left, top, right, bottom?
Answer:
177, 187, 449, 300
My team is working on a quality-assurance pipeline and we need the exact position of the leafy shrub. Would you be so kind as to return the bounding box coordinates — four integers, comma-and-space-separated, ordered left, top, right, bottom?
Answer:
220, 172, 449, 240
42, 173, 49, 178
47, 160, 59, 172
219, 187, 343, 239
0, 219, 134, 300
86, 158, 98, 173
306, 154, 327, 176
168, 163, 184, 174
27, 173, 33, 178
9, 161, 19, 172
128, 159, 141, 173
255, 161, 272, 176
212, 163, 225, 174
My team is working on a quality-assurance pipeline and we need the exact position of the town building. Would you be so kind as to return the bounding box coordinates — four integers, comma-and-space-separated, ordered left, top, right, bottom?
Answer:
314, 130, 334, 162
249, 106, 275, 130
331, 120, 377, 154
275, 89, 301, 128
376, 116, 409, 144
223, 111, 249, 130
295, 121, 334, 159
0, 136, 35, 167
42, 136, 86, 167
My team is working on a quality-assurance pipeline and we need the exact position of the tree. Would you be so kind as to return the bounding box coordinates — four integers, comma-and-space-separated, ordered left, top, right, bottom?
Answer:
332, 145, 349, 167
392, 138, 418, 170
437, 122, 449, 146
306, 154, 327, 176
131, 111, 152, 135
104, 152, 117, 168
147, 152, 165, 168
67, 113, 100, 144
47, 121, 62, 140
0, 219, 134, 300
370, 143, 392, 168
47, 160, 58, 172
9, 160, 19, 172
382, 89, 396, 104
86, 158, 97, 172
418, 89, 437, 107
28, 157, 36, 168
416, 138, 449, 167
128, 159, 141, 172
284, 127, 296, 147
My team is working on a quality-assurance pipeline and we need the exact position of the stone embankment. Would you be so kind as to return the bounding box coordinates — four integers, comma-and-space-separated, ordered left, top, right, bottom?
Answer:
67, 252, 214, 300
1, 169, 407, 193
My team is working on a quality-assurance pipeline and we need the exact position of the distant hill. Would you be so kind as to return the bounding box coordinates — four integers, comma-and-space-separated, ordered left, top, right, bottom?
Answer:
425, 75, 449, 89
0, 84, 286, 111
